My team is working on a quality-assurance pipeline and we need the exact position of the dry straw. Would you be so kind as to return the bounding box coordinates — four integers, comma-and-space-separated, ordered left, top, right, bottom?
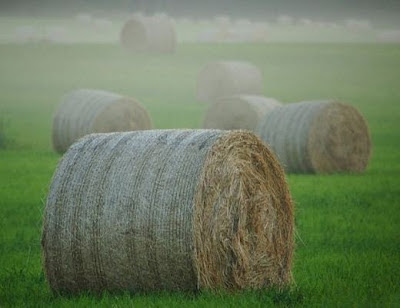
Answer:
120, 15, 176, 53
203, 95, 281, 131
52, 89, 152, 154
196, 61, 263, 103
257, 100, 372, 173
42, 129, 294, 294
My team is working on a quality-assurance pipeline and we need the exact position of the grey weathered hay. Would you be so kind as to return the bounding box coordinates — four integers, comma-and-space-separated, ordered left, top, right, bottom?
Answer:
42, 130, 294, 294
120, 15, 176, 53
52, 89, 152, 154
203, 95, 281, 131
257, 100, 372, 173
196, 61, 263, 103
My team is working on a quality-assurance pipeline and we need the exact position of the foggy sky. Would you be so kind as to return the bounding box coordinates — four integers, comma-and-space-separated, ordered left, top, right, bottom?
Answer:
1, 0, 400, 24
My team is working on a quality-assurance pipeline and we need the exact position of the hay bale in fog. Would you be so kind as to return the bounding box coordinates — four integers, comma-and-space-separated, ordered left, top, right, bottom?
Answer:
277, 15, 294, 26
298, 18, 313, 26
14, 26, 40, 43
377, 30, 400, 42
132, 12, 145, 19
44, 26, 68, 43
42, 130, 294, 293
76, 13, 93, 25
214, 15, 231, 29
93, 18, 113, 31
235, 18, 253, 29
257, 100, 372, 174
197, 29, 220, 43
52, 89, 152, 153
197, 61, 263, 103
344, 19, 372, 31
252, 22, 269, 42
120, 15, 176, 53
203, 95, 281, 131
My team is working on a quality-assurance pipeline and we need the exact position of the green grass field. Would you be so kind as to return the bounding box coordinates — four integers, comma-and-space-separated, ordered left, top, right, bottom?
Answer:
0, 42, 399, 307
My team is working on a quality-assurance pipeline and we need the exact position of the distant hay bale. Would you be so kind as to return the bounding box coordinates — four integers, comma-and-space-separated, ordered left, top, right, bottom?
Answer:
277, 15, 294, 26
252, 22, 269, 42
44, 26, 68, 43
197, 29, 220, 43
52, 89, 152, 154
14, 26, 40, 43
203, 95, 281, 131
197, 29, 233, 43
214, 15, 231, 29
42, 129, 294, 294
298, 18, 313, 26
257, 100, 372, 173
132, 12, 145, 19
234, 18, 253, 29
377, 30, 400, 42
325, 22, 339, 29
93, 18, 113, 31
75, 13, 93, 25
177, 17, 193, 25
153, 12, 169, 20
120, 15, 176, 53
197, 61, 263, 103
197, 19, 212, 26
344, 19, 372, 31
229, 29, 253, 43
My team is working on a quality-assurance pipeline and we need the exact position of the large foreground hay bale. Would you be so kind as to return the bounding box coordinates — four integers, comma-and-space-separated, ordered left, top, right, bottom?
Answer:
257, 100, 372, 173
196, 61, 263, 103
120, 15, 176, 53
203, 95, 281, 131
52, 89, 152, 154
42, 130, 294, 293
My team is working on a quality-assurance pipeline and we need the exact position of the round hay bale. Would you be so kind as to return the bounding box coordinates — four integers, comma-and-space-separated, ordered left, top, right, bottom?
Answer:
52, 89, 152, 154
257, 100, 372, 173
120, 15, 176, 53
42, 129, 294, 294
203, 95, 281, 131
196, 61, 263, 103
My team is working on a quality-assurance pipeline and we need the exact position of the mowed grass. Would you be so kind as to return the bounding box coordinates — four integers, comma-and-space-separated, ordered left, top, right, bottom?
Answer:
0, 42, 399, 307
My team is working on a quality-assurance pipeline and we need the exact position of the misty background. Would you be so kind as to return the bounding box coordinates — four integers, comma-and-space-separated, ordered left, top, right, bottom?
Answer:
1, 1, 400, 44
1, 0, 400, 24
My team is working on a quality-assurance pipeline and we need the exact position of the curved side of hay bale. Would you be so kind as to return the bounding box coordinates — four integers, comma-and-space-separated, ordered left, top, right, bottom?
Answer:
120, 16, 176, 53
257, 100, 371, 173
196, 61, 263, 103
42, 130, 294, 293
203, 95, 281, 131
51, 89, 152, 154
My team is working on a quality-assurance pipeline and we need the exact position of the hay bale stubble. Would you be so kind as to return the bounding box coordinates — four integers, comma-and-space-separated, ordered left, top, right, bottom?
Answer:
52, 89, 152, 153
203, 95, 281, 131
196, 61, 263, 103
42, 130, 294, 293
257, 100, 372, 173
